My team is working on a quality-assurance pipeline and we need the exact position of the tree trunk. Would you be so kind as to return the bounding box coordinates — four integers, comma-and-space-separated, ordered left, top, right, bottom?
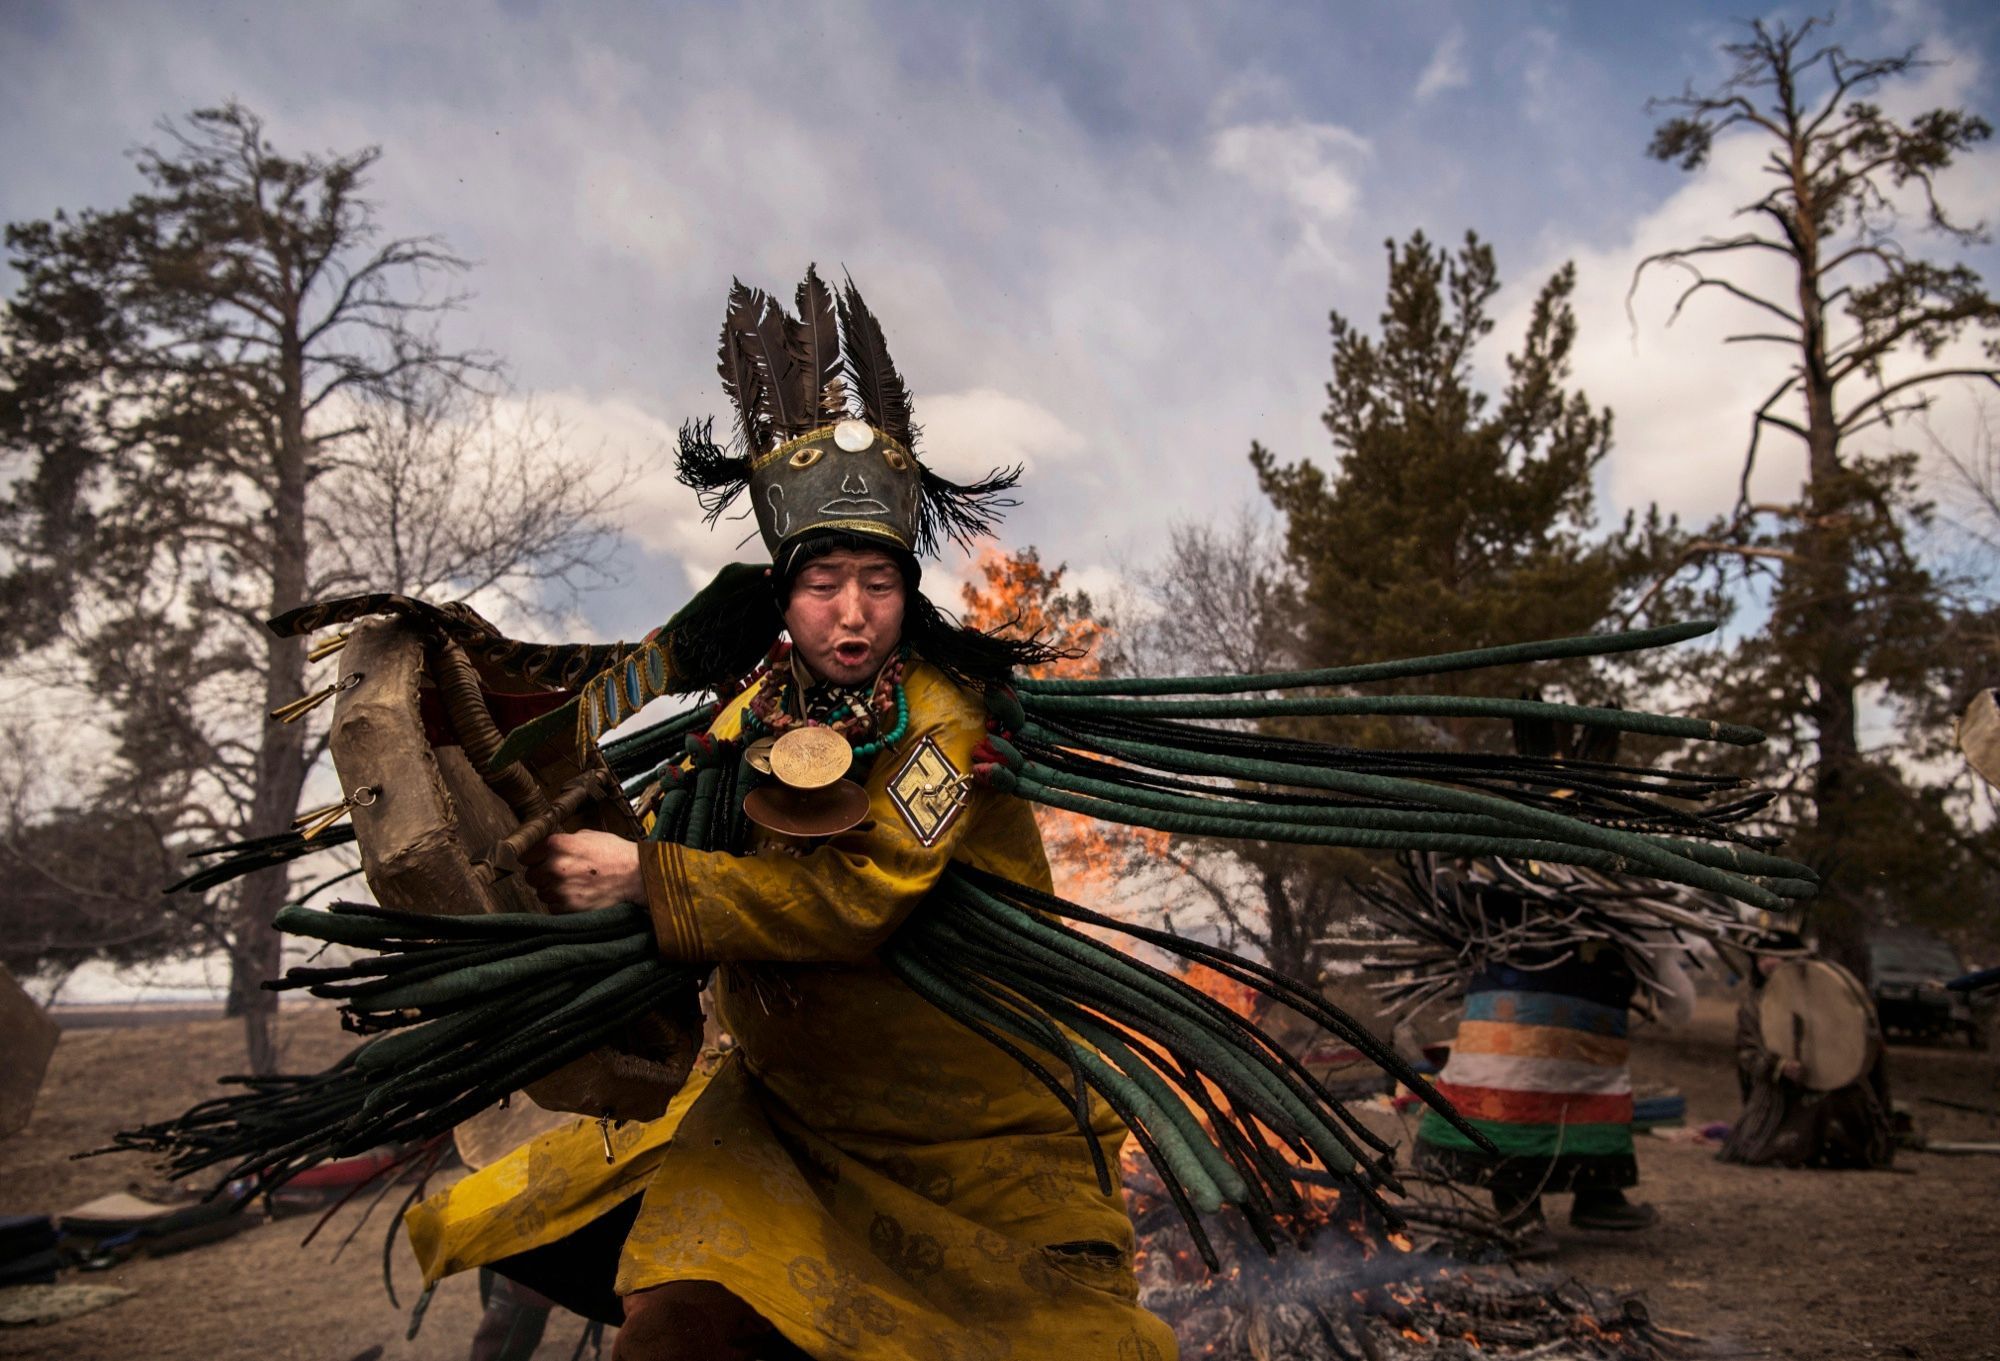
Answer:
1793, 211, 1872, 986
232, 322, 313, 1074
1258, 866, 1317, 990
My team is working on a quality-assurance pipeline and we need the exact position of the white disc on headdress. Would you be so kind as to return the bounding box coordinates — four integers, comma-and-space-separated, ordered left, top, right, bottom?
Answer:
1958, 689, 2000, 790
1757, 959, 1876, 1091
833, 419, 875, 451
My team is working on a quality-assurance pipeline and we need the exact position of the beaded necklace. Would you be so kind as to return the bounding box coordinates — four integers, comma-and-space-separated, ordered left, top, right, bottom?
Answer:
741, 645, 911, 759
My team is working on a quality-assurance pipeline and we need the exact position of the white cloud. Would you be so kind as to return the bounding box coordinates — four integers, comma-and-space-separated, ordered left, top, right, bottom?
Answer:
1514, 27, 1563, 124
1209, 119, 1372, 270
7, 0, 1991, 650
920, 388, 1086, 479
513, 389, 754, 589
1415, 28, 1469, 101
1211, 120, 1370, 225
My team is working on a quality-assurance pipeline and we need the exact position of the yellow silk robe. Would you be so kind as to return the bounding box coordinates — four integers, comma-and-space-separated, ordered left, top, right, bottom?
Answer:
406, 661, 1178, 1360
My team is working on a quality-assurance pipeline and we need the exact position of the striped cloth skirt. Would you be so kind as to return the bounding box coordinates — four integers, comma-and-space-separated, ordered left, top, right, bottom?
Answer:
1414, 955, 1638, 1195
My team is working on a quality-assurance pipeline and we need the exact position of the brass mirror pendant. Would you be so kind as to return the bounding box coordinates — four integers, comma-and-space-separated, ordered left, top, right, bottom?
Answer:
743, 726, 871, 838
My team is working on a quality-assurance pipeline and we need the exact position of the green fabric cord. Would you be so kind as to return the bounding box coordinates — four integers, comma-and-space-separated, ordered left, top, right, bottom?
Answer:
942, 871, 1414, 1158
355, 959, 672, 1120
346, 935, 656, 1013
903, 935, 1226, 1215
940, 881, 1363, 1176
1006, 761, 1814, 900
1014, 721, 1797, 912
351, 977, 579, 1073
993, 768, 1780, 903
1016, 619, 1718, 697
1057, 1013, 1250, 1204
1023, 690, 1764, 747
685, 764, 722, 852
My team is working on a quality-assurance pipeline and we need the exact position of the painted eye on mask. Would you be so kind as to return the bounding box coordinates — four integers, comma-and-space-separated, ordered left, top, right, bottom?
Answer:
882, 448, 910, 471
789, 446, 825, 469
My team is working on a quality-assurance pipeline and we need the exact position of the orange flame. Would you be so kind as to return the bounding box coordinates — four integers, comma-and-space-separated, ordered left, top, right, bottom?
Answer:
958, 545, 1170, 899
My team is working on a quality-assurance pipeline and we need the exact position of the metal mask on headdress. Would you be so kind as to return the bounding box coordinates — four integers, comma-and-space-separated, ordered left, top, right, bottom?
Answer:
750, 419, 921, 557
674, 266, 1021, 562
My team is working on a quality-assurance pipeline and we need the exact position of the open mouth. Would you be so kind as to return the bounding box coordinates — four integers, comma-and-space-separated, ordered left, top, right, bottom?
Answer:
834, 642, 872, 666
818, 497, 890, 515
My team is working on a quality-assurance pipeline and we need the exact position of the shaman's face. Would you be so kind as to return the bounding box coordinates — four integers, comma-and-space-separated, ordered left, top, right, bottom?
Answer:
749, 420, 923, 557
783, 548, 907, 686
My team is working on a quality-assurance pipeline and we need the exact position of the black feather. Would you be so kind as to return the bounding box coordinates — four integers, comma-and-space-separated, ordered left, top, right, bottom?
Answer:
718, 280, 773, 452
743, 286, 808, 440
795, 265, 845, 422
673, 418, 751, 523
915, 463, 1023, 556
836, 274, 915, 448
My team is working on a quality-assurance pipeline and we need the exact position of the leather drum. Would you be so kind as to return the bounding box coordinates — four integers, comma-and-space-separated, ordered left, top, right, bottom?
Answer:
1757, 959, 1879, 1091
327, 614, 701, 1122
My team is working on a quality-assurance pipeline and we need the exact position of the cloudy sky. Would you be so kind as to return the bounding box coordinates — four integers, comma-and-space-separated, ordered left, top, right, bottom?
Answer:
5, 0, 1999, 645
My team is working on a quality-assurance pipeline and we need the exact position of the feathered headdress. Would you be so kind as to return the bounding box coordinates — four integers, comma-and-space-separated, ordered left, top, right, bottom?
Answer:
675, 267, 1021, 559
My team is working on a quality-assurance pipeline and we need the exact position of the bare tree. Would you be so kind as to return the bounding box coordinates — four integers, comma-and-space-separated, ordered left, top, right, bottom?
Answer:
1631, 18, 2000, 970
313, 376, 630, 620
1106, 511, 1352, 986
0, 104, 625, 1069
1931, 402, 2000, 576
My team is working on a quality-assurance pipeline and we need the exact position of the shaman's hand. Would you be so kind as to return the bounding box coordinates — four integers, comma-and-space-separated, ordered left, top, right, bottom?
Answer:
524, 830, 646, 913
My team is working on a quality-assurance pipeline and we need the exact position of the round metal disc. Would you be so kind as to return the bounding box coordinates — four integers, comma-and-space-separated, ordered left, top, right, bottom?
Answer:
769, 726, 852, 790
744, 735, 778, 774
742, 780, 871, 838
833, 419, 875, 452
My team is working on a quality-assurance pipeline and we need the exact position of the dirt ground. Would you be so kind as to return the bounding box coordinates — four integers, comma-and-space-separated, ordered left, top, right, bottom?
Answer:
2, 995, 1996, 1361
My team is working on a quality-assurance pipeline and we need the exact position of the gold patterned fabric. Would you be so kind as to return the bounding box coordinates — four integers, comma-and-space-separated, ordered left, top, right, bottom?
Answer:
406, 661, 1177, 1359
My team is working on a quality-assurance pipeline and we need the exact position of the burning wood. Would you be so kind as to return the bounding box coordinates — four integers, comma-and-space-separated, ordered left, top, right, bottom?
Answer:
1127, 1157, 1700, 1360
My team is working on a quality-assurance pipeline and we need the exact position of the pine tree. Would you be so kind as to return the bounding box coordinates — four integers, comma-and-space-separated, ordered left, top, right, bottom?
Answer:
1223, 231, 1693, 987
1255, 231, 1690, 741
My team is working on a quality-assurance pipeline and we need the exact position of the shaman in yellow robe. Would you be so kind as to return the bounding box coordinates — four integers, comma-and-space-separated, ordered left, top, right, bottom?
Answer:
406, 660, 1178, 1360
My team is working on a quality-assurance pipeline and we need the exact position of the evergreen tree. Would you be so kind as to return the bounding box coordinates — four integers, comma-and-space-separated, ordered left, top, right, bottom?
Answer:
1255, 230, 1690, 743
1224, 232, 1692, 988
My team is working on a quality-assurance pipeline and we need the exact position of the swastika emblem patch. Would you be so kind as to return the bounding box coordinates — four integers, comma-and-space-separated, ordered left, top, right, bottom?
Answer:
887, 736, 970, 847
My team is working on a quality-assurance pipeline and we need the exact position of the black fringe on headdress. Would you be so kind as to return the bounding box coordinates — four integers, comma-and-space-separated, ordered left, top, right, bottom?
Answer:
904, 590, 1077, 690
662, 563, 784, 689
674, 417, 751, 524
915, 463, 1024, 558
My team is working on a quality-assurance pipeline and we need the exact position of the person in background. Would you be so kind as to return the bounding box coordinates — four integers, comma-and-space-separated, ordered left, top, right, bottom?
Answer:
1718, 937, 1893, 1169
1414, 939, 1658, 1260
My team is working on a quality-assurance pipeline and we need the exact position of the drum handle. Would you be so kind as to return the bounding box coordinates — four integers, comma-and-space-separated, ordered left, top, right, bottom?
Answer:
477, 768, 615, 882
431, 638, 554, 823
